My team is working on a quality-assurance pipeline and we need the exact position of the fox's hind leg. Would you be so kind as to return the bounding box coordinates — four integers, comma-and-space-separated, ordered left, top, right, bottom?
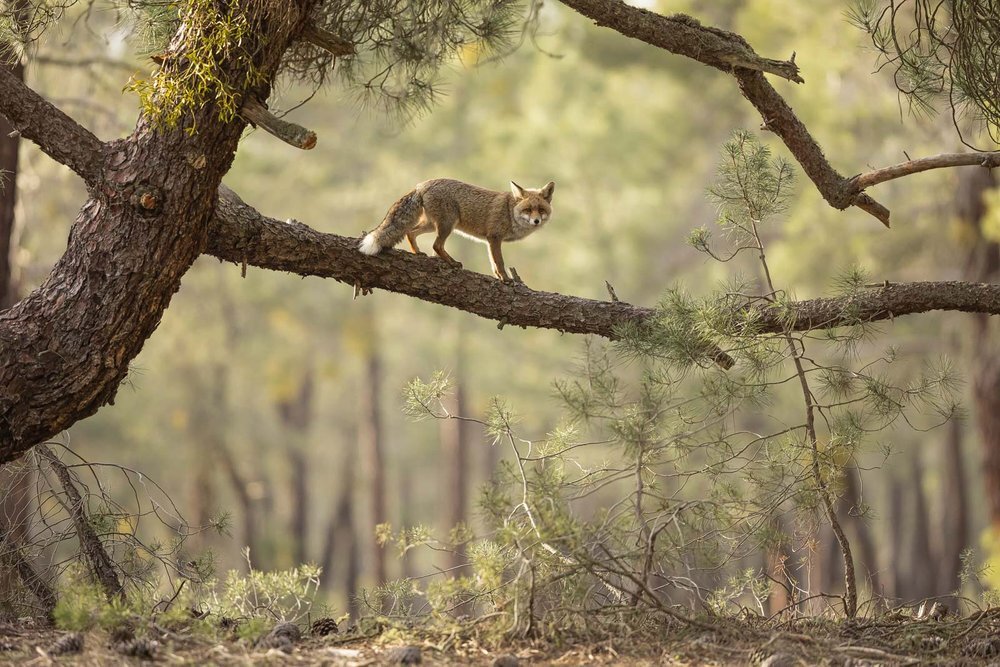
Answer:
406, 218, 434, 254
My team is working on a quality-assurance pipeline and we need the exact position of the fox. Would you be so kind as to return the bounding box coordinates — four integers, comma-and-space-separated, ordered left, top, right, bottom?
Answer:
358, 178, 555, 281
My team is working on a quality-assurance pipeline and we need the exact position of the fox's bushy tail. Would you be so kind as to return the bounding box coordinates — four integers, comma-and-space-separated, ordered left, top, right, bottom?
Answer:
359, 189, 423, 255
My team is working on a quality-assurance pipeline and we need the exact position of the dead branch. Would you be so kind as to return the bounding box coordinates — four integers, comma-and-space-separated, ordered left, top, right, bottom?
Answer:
240, 97, 317, 150
301, 24, 355, 56
36, 446, 123, 601
558, 0, 891, 226
0, 515, 57, 616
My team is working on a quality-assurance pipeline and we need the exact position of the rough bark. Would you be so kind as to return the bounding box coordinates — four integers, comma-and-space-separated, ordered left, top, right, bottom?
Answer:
207, 186, 1000, 342
0, 2, 318, 463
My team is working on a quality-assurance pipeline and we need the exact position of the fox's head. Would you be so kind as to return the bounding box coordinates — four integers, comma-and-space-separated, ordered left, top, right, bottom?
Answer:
511, 181, 555, 229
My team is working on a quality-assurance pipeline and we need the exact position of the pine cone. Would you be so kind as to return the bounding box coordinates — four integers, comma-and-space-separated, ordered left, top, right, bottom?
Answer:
492, 655, 519, 667
108, 623, 135, 644
255, 621, 301, 653
964, 637, 1000, 658
0, 639, 17, 651
311, 617, 339, 636
115, 638, 158, 659
48, 632, 84, 656
385, 645, 422, 664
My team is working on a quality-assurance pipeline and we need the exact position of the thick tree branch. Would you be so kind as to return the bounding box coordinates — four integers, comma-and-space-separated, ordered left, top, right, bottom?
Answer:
240, 97, 317, 150
0, 65, 103, 184
558, 0, 892, 226
852, 152, 1000, 190
207, 187, 1000, 339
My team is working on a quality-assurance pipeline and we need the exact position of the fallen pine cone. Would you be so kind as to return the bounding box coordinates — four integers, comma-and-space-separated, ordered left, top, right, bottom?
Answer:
255, 621, 301, 653
385, 645, 422, 664
311, 617, 339, 636
115, 638, 158, 659
47, 632, 84, 656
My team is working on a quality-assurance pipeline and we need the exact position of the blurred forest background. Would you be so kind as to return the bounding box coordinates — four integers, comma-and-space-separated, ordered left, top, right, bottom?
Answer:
3, 0, 999, 623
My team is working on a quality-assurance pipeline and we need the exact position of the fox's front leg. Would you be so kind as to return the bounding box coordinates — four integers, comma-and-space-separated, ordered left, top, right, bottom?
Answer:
487, 238, 509, 281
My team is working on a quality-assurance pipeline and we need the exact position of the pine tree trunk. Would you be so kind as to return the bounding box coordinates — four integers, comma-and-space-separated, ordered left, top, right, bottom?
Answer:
276, 368, 315, 566
0, 1, 319, 464
359, 309, 387, 587
440, 331, 470, 574
937, 418, 968, 598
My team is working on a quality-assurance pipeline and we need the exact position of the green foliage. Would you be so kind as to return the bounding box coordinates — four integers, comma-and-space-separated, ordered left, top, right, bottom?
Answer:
204, 550, 322, 624
125, 0, 265, 129
52, 566, 150, 632
847, 0, 1000, 145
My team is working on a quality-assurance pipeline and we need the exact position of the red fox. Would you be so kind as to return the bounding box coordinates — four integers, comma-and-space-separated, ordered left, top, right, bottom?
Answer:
358, 179, 555, 281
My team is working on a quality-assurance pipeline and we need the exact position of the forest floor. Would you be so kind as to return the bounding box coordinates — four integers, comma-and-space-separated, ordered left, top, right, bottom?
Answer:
4, 611, 1000, 665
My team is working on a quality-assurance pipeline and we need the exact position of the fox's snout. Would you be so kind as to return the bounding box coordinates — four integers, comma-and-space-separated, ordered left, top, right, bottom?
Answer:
532, 218, 541, 226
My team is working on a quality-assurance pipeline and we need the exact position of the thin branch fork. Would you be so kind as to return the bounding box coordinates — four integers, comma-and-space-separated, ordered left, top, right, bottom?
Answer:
559, 0, 893, 227
852, 151, 1000, 190
240, 97, 317, 150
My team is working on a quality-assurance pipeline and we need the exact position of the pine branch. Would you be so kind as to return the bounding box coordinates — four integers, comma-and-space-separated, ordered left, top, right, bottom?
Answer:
206, 187, 1000, 339
0, 65, 103, 185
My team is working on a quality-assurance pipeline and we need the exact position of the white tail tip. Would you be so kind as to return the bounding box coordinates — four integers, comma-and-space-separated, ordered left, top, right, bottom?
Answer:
358, 233, 380, 255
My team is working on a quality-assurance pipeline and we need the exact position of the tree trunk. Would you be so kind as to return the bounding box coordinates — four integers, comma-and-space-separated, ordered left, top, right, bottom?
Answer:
886, 475, 905, 600
0, 2, 319, 463
440, 334, 470, 574
959, 168, 1000, 535
322, 445, 360, 617
359, 308, 387, 588
907, 454, 935, 601
842, 466, 882, 597
937, 418, 968, 598
276, 368, 315, 566
0, 39, 24, 310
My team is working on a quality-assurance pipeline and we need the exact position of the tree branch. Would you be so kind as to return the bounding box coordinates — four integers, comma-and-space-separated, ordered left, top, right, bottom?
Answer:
0, 65, 103, 185
558, 0, 892, 227
240, 97, 317, 150
852, 152, 1000, 190
206, 187, 1000, 340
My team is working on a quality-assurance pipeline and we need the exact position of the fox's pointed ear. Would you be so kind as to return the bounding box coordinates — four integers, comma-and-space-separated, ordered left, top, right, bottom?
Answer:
510, 181, 526, 199
540, 181, 555, 202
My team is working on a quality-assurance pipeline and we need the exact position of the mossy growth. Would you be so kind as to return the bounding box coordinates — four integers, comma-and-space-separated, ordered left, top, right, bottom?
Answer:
126, 0, 267, 131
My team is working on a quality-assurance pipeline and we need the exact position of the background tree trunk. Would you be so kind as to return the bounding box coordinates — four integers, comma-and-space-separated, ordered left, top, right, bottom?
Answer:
276, 367, 315, 566
937, 418, 968, 599
359, 308, 387, 588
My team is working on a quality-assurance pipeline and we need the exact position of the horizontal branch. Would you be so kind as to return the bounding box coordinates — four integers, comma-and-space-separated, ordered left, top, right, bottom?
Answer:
0, 65, 103, 184
206, 187, 1000, 344
852, 151, 1000, 190
559, 0, 891, 227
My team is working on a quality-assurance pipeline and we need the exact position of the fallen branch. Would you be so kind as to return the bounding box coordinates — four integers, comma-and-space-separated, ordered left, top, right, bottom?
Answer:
37, 445, 123, 601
